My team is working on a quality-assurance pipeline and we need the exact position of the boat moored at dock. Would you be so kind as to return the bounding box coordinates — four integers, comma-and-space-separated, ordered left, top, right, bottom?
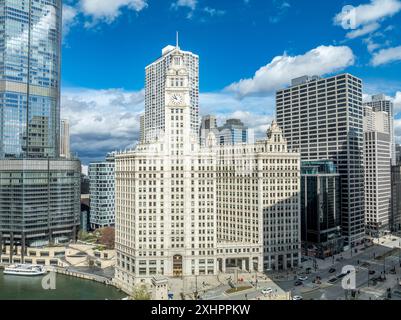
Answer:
3, 264, 47, 276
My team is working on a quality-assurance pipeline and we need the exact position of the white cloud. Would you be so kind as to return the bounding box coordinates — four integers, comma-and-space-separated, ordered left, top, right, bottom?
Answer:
63, 5, 79, 36
363, 37, 382, 53
269, 0, 291, 24
172, 0, 198, 11
334, 0, 401, 30
226, 45, 355, 97
346, 22, 380, 39
203, 7, 226, 17
394, 91, 401, 113
61, 88, 145, 164
334, 0, 401, 47
80, 0, 148, 24
171, 0, 198, 19
371, 45, 401, 65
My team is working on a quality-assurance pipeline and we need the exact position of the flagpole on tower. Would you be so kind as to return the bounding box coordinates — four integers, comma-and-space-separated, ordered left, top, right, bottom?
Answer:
176, 31, 179, 48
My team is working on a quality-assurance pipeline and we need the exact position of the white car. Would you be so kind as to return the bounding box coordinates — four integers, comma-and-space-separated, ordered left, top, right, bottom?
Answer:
292, 295, 303, 300
298, 276, 308, 281
261, 288, 273, 295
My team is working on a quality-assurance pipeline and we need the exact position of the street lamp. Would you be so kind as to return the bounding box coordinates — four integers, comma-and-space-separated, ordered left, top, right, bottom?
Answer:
383, 256, 386, 275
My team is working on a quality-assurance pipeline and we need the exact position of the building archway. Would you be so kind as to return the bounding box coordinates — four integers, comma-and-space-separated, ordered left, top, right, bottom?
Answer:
173, 255, 183, 277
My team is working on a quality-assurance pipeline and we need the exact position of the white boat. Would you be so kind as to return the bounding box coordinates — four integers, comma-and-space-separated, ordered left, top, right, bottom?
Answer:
3, 264, 47, 276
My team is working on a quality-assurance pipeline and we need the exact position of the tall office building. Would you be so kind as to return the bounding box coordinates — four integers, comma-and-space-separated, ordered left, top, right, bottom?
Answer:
114, 48, 300, 292
217, 119, 254, 145
139, 113, 145, 143
60, 119, 71, 158
199, 115, 219, 145
392, 144, 401, 233
396, 144, 401, 165
364, 107, 391, 236
301, 161, 342, 258
143, 41, 199, 143
0, 0, 61, 158
364, 94, 395, 165
89, 153, 116, 229
0, 1, 81, 259
391, 165, 401, 233
277, 74, 365, 247
200, 116, 255, 146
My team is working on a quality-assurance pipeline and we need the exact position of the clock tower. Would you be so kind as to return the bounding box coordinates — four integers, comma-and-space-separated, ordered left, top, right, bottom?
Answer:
164, 51, 194, 156
165, 52, 191, 107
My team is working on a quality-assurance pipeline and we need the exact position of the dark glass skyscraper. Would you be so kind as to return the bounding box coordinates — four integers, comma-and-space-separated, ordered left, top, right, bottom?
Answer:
0, 1, 80, 260
301, 161, 342, 258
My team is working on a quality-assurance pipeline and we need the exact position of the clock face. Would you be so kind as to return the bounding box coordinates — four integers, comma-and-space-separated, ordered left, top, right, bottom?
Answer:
170, 93, 183, 105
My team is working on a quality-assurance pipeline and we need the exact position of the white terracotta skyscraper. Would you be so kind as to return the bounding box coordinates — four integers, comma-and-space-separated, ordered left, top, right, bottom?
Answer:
143, 40, 199, 143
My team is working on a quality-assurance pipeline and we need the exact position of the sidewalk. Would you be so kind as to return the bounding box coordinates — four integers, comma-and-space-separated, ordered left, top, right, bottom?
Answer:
301, 242, 374, 272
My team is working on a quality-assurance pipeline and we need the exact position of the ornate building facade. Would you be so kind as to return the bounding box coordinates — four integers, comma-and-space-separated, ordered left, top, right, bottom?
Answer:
114, 46, 301, 293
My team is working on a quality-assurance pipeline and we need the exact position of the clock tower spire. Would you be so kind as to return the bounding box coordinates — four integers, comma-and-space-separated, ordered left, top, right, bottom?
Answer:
164, 50, 193, 155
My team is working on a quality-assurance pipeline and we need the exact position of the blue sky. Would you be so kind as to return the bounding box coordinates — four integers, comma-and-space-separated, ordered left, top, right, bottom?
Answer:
60, 0, 401, 165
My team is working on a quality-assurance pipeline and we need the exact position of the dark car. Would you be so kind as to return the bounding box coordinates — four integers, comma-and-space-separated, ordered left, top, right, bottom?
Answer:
294, 280, 303, 286
369, 270, 376, 275
329, 268, 336, 273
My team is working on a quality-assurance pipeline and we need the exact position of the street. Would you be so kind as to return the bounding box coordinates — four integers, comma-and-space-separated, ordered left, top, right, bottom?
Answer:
275, 236, 401, 300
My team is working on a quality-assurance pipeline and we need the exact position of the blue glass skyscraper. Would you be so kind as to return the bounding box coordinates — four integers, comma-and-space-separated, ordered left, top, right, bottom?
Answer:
0, 0, 61, 158
0, 1, 81, 261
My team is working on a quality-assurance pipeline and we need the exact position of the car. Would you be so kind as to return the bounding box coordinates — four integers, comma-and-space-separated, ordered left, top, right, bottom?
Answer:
294, 280, 303, 286
336, 273, 346, 279
292, 295, 303, 300
298, 276, 308, 281
329, 268, 336, 273
261, 288, 273, 295
369, 270, 376, 275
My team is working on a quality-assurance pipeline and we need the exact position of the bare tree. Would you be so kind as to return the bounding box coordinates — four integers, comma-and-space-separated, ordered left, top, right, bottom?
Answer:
98, 227, 115, 249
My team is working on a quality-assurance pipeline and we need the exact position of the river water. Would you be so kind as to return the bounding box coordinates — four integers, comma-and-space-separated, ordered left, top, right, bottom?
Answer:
0, 270, 126, 300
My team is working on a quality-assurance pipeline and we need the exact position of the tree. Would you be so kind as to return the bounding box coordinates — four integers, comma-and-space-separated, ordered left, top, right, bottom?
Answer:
132, 285, 151, 300
98, 227, 115, 249
78, 230, 88, 241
